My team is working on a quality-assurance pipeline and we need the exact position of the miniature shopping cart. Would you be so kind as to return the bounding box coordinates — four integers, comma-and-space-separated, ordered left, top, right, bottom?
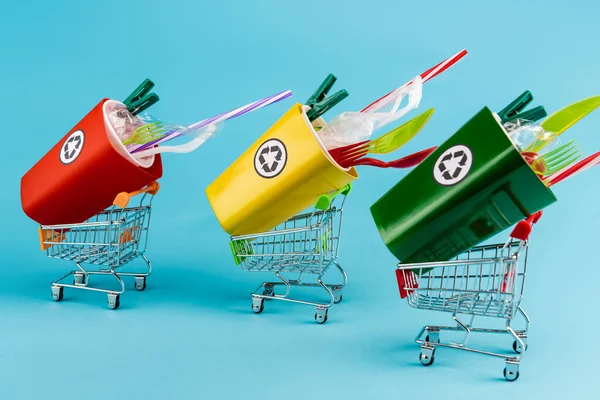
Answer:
396, 211, 542, 381
38, 182, 160, 309
229, 184, 351, 324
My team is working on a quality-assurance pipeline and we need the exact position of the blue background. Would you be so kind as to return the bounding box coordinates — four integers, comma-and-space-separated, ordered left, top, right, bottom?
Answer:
1, 0, 599, 398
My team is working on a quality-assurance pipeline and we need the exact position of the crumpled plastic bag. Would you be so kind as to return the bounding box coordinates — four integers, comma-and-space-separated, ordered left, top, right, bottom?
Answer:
317, 76, 423, 150
106, 102, 148, 142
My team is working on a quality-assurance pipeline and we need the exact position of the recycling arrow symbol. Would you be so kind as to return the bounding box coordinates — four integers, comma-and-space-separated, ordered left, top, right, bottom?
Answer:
63, 135, 82, 160
258, 145, 283, 173
254, 139, 287, 178
59, 130, 85, 164
433, 145, 472, 186
438, 150, 468, 181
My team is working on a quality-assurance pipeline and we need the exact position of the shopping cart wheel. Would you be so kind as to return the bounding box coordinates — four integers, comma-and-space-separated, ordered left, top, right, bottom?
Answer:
333, 290, 343, 304
51, 286, 64, 302
134, 276, 147, 291
74, 272, 86, 287
262, 285, 274, 300
425, 335, 440, 343
503, 365, 520, 382
315, 308, 328, 324
107, 293, 120, 310
252, 297, 264, 314
512, 340, 527, 353
419, 350, 435, 366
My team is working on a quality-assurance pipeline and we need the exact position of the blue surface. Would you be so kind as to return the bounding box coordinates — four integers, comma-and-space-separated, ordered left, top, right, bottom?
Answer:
1, 0, 599, 398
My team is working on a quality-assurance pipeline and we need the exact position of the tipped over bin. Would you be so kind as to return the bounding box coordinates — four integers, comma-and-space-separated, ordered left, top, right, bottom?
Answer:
206, 103, 358, 236
370, 107, 557, 265
21, 99, 163, 226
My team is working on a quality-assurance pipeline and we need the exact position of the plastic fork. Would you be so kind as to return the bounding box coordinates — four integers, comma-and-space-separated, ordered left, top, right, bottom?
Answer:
340, 147, 437, 169
527, 140, 582, 176
329, 109, 434, 164
122, 122, 166, 146
544, 150, 600, 186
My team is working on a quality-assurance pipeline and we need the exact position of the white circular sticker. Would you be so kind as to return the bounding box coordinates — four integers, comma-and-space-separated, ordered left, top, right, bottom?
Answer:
433, 145, 473, 186
59, 130, 85, 164
254, 139, 287, 178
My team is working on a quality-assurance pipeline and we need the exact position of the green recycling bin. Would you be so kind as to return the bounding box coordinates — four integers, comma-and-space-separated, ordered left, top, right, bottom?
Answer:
370, 107, 557, 265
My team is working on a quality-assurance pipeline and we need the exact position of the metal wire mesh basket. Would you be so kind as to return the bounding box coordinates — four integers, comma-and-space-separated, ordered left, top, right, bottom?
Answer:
41, 204, 151, 268
395, 211, 542, 381
230, 206, 341, 275
39, 182, 160, 309
229, 184, 351, 323
399, 240, 526, 319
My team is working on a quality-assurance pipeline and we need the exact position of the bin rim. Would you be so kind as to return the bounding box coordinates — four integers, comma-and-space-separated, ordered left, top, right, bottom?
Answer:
102, 99, 156, 169
297, 102, 358, 179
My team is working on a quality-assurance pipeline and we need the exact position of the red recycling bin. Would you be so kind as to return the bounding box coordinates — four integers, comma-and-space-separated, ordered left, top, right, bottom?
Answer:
21, 98, 163, 225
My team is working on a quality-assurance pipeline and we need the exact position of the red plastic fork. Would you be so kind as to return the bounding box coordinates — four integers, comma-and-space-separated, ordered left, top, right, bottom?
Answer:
340, 147, 437, 169
328, 140, 370, 163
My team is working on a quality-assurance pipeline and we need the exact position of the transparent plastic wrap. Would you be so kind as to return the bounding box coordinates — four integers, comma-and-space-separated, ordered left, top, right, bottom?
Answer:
132, 122, 223, 158
106, 101, 148, 142
129, 89, 292, 156
503, 118, 558, 152
105, 103, 223, 161
316, 76, 423, 149
501, 118, 581, 177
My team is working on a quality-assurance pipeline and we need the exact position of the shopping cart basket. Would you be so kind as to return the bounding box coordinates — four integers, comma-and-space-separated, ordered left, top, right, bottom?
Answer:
229, 184, 351, 324
38, 181, 160, 309
395, 211, 542, 381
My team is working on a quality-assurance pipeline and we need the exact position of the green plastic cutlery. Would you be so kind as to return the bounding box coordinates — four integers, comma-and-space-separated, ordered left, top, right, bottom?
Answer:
329, 108, 434, 164
527, 95, 600, 153
121, 122, 166, 146
526, 140, 582, 175
370, 108, 435, 154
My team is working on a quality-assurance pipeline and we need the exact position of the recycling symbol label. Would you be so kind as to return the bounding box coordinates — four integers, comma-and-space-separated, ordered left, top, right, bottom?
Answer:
433, 145, 473, 186
254, 138, 287, 179
59, 130, 85, 164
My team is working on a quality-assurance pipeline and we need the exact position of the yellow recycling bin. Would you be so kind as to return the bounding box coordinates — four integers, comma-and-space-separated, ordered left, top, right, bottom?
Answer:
206, 103, 358, 236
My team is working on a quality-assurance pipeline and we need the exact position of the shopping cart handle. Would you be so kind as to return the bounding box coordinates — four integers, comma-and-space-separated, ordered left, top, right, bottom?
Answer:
530, 210, 543, 224
315, 184, 352, 211
509, 210, 543, 241
113, 181, 160, 208
38, 227, 65, 251
396, 269, 418, 298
